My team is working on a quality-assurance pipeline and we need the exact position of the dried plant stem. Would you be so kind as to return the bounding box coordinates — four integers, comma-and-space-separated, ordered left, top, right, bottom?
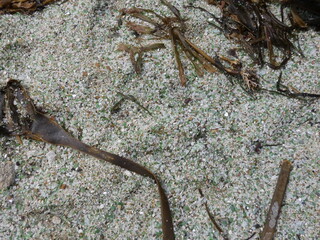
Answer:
198, 188, 228, 240
260, 160, 292, 240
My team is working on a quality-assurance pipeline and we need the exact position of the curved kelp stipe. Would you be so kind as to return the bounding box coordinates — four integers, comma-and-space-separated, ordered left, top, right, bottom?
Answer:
0, 80, 175, 240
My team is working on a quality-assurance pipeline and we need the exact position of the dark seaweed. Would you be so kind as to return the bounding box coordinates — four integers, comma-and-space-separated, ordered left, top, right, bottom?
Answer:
0, 80, 175, 240
201, 0, 302, 69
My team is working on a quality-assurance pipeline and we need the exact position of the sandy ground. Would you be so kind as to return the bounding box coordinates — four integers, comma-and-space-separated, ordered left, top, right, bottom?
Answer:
0, 0, 319, 239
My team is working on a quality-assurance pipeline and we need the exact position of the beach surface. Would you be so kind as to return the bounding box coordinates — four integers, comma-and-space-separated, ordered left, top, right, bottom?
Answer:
0, 0, 319, 239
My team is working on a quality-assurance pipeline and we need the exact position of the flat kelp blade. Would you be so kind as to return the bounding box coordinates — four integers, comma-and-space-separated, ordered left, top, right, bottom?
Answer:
290, 8, 308, 28
184, 38, 227, 73
0, 80, 175, 240
126, 21, 156, 35
160, 0, 181, 18
169, 29, 187, 86
120, 7, 166, 22
183, 48, 205, 77
173, 28, 217, 74
141, 43, 166, 52
118, 43, 165, 75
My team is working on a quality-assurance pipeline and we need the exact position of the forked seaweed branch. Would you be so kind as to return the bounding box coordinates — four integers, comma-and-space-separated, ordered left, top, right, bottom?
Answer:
118, 0, 261, 92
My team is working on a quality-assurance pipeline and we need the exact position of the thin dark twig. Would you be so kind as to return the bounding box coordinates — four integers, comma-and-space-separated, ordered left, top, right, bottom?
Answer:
198, 188, 229, 240
243, 232, 256, 240
276, 72, 320, 98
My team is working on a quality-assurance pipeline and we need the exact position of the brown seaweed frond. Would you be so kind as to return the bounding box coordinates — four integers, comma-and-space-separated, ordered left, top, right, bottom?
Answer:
203, 0, 302, 69
0, 0, 62, 14
0, 80, 175, 240
119, 1, 261, 92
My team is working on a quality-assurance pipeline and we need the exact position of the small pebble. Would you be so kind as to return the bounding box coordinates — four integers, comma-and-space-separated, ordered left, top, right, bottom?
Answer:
51, 216, 62, 225
124, 170, 133, 177
46, 151, 56, 162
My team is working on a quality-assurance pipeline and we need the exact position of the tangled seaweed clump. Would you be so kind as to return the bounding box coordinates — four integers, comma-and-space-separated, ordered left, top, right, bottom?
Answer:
199, 0, 303, 69
119, 0, 261, 93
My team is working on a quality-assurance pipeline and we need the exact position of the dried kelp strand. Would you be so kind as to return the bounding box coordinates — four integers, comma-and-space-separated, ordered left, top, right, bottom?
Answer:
119, 1, 261, 92
0, 80, 175, 240
0, 0, 62, 14
118, 43, 165, 75
169, 28, 187, 86
115, 91, 153, 116
260, 160, 292, 240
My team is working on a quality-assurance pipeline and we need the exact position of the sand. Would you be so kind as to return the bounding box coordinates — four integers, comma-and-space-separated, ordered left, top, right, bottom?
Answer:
0, 0, 319, 239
